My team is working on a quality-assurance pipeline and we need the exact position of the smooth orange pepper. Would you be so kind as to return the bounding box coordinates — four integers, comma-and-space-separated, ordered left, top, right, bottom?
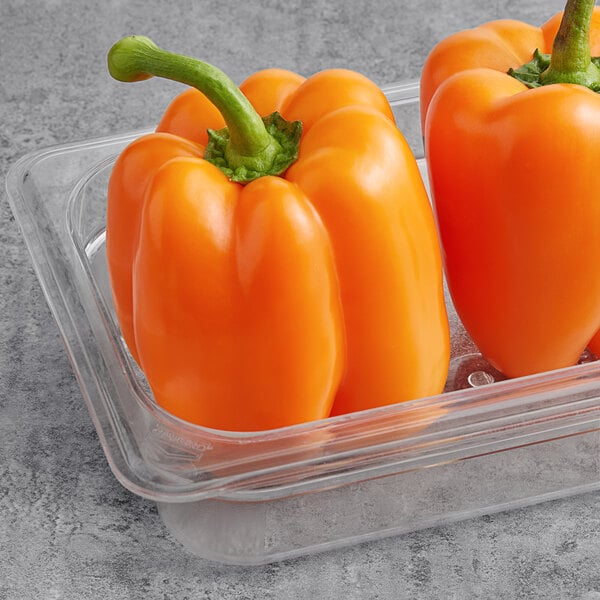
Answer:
106, 36, 449, 431
420, 0, 600, 378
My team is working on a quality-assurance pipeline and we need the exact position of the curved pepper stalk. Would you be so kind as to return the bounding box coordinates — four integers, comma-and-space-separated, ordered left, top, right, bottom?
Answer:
509, 0, 600, 90
108, 36, 301, 182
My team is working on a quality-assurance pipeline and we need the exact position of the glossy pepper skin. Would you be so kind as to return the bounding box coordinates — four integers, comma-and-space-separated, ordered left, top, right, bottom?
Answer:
420, 3, 600, 379
107, 37, 449, 431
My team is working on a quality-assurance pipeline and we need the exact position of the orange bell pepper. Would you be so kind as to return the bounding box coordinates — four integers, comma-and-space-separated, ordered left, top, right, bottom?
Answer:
420, 0, 600, 378
106, 36, 449, 431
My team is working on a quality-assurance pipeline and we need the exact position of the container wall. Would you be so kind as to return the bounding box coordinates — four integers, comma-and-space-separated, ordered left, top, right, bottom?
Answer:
158, 428, 600, 564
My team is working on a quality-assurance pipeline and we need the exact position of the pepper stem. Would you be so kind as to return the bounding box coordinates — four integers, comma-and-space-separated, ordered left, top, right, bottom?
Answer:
107, 36, 301, 182
540, 0, 600, 87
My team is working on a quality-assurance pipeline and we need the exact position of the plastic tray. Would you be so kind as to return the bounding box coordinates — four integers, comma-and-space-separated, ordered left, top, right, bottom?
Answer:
6, 81, 600, 565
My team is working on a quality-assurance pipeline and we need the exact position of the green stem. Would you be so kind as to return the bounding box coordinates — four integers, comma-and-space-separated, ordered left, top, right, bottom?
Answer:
540, 0, 600, 87
107, 36, 301, 182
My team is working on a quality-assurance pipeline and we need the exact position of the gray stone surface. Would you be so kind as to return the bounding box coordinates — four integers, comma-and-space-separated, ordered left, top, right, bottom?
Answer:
1, 0, 599, 598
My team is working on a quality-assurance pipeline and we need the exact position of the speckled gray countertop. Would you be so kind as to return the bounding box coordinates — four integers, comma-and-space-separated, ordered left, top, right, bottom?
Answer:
2, 0, 600, 598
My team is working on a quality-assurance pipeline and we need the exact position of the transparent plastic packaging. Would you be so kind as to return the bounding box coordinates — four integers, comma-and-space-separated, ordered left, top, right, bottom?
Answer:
6, 82, 600, 565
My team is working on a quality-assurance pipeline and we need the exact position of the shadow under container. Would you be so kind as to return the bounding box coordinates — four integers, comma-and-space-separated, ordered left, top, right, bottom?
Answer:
6, 82, 600, 565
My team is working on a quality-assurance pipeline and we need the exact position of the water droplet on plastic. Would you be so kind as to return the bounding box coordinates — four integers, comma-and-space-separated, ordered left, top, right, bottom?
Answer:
467, 370, 495, 387
578, 349, 597, 364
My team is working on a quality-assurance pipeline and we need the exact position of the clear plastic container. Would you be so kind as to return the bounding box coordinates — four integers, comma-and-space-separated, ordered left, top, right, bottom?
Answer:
6, 82, 600, 565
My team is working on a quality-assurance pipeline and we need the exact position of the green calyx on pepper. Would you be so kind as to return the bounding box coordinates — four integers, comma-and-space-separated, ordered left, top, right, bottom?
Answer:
509, 0, 600, 91
107, 35, 302, 183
